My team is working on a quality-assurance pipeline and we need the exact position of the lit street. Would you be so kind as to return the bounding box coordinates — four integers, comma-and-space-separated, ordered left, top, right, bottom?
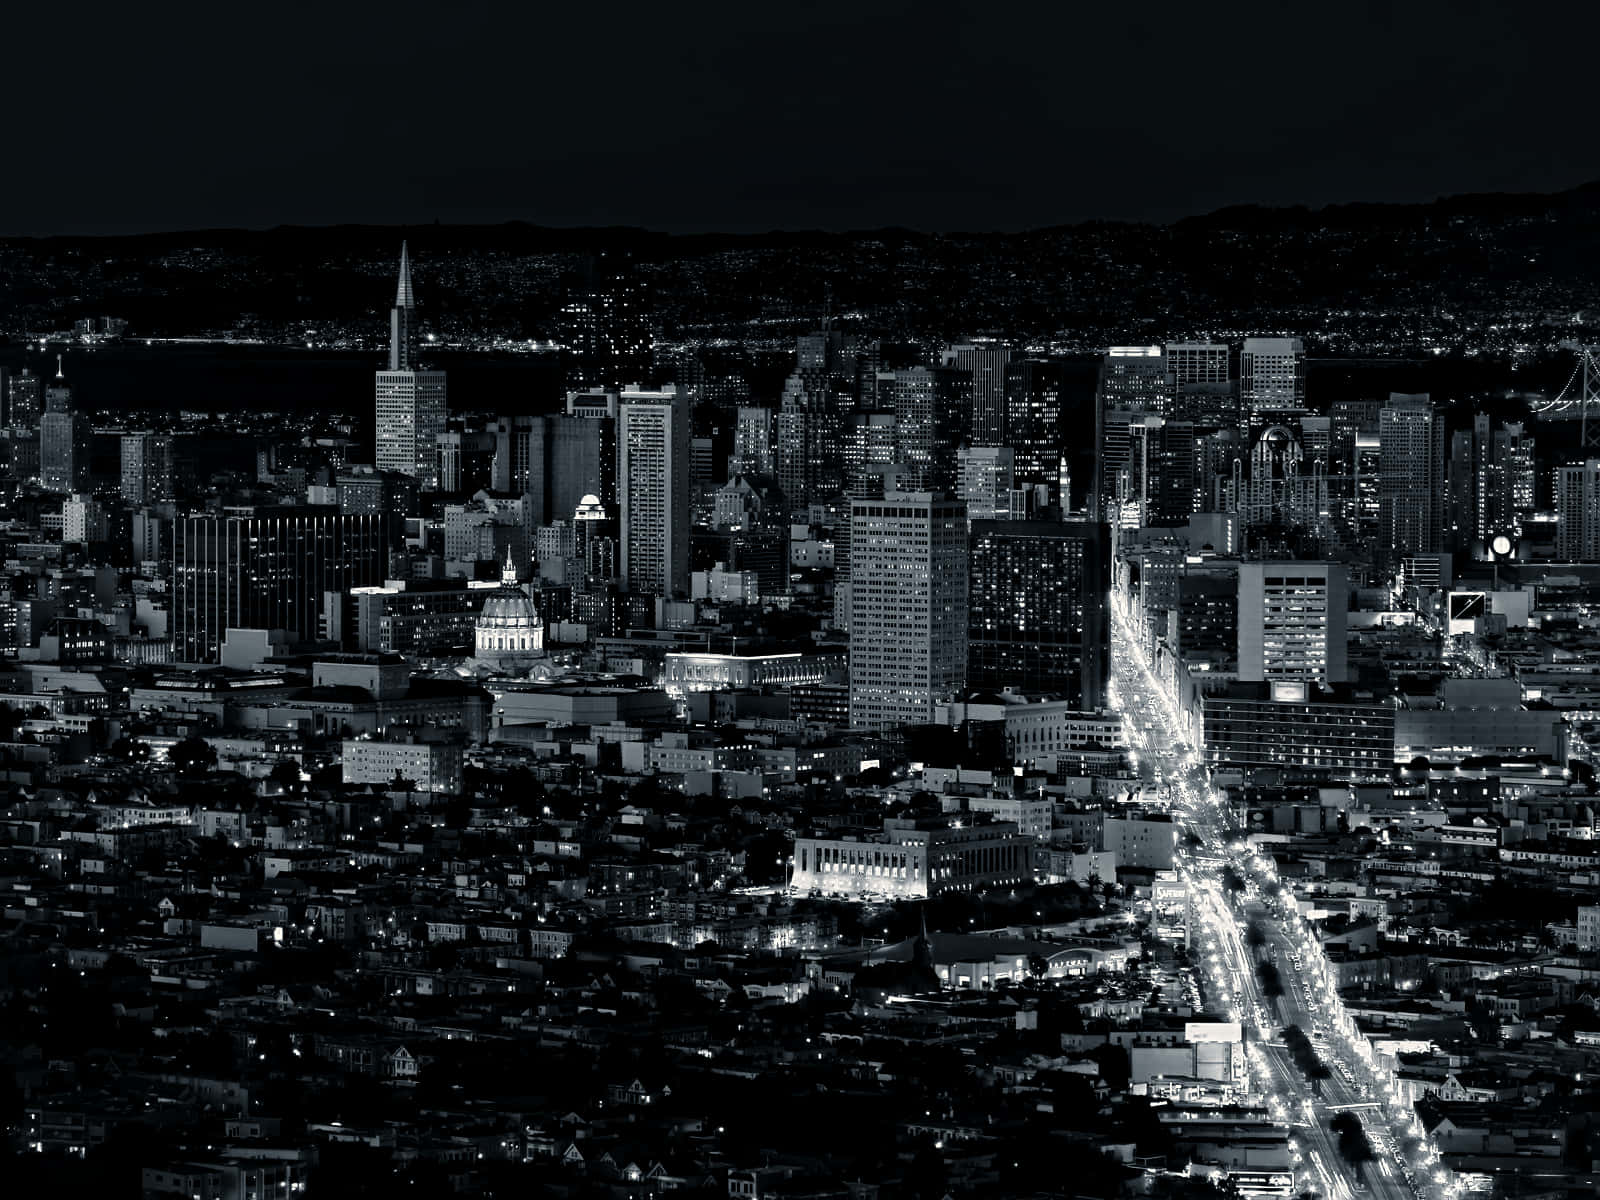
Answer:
1111, 592, 1441, 1200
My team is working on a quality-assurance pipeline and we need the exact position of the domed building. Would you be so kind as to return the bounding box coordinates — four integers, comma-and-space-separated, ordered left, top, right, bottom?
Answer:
473, 549, 545, 675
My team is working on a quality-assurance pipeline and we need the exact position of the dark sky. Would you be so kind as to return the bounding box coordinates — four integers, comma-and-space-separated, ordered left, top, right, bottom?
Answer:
11, 2, 1596, 236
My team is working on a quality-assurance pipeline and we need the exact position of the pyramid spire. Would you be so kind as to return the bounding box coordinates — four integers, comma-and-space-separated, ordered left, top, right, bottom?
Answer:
395, 241, 415, 309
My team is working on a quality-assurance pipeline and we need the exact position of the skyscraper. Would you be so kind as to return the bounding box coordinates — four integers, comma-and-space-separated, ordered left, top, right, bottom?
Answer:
40, 358, 89, 492
121, 432, 175, 506
943, 341, 1012, 445
1378, 393, 1445, 561
1002, 357, 1066, 493
1165, 343, 1234, 427
1095, 347, 1166, 518
967, 519, 1110, 708
957, 446, 1015, 521
172, 507, 386, 664
1237, 562, 1348, 685
1239, 337, 1306, 416
848, 492, 968, 731
375, 243, 448, 488
493, 398, 617, 528
618, 385, 691, 598
730, 406, 775, 477
1556, 460, 1600, 562
6, 367, 41, 430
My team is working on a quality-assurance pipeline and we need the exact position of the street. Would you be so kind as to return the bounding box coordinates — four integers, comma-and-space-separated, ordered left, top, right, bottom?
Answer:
1109, 596, 1438, 1200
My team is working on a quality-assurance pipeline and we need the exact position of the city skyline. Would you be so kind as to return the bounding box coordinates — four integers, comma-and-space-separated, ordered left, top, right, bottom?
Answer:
7, 10, 1600, 1194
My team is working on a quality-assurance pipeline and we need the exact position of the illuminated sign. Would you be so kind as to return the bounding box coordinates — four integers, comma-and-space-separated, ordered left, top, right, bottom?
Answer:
1447, 591, 1486, 635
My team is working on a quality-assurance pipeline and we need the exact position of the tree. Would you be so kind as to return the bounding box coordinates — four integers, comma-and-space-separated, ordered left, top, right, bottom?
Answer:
168, 735, 217, 776
268, 760, 303, 793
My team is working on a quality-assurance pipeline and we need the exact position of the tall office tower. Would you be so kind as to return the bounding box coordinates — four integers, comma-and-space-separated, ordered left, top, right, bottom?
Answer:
558, 252, 651, 391
617, 385, 691, 598
1002, 357, 1065, 491
1448, 428, 1476, 548
1093, 347, 1166, 519
775, 370, 847, 513
171, 507, 386, 664
374, 244, 447, 488
1378, 393, 1446, 561
40, 358, 89, 492
120, 432, 175, 506
967, 519, 1110, 708
1557, 461, 1600, 562
1237, 561, 1348, 685
878, 366, 968, 493
494, 398, 617, 527
847, 493, 968, 731
1298, 416, 1330, 470
1166, 342, 1230, 397
7, 368, 42, 430
1149, 420, 1198, 524
1489, 420, 1535, 537
1239, 337, 1307, 416
1100, 410, 1163, 528
1329, 399, 1381, 475
1098, 346, 1168, 413
942, 341, 1012, 444
435, 428, 498, 494
957, 446, 1015, 520
730, 406, 775, 476
1166, 343, 1234, 428
573, 493, 619, 585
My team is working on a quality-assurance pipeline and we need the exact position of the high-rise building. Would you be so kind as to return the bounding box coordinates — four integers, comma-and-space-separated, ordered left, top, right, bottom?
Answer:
943, 341, 1012, 445
374, 243, 447, 488
957, 446, 1015, 521
848, 493, 968, 731
1237, 561, 1348, 685
967, 519, 1110, 708
492, 399, 617, 527
1378, 393, 1445, 561
7, 368, 42, 430
1002, 358, 1066, 492
618, 385, 691, 598
1239, 337, 1306, 416
1095, 348, 1166, 519
40, 358, 88, 492
1098, 346, 1167, 413
120, 432, 175, 506
1165, 343, 1234, 427
730, 406, 775, 477
557, 252, 651, 392
879, 366, 968, 493
172, 507, 386, 664
775, 371, 847, 512
63, 493, 109, 544
1556, 460, 1600, 562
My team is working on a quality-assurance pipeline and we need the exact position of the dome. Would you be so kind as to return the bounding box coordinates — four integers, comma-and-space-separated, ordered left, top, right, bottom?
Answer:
474, 549, 545, 672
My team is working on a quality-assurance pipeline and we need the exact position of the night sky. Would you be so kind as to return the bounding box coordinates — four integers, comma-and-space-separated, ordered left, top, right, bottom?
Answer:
14, 1, 1595, 236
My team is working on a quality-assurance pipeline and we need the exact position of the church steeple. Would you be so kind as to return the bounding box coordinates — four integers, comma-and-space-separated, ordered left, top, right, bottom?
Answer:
501, 545, 518, 586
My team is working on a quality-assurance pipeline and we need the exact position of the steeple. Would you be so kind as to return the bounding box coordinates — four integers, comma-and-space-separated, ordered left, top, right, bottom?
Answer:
395, 241, 414, 309
55, 354, 64, 380
501, 545, 518, 586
